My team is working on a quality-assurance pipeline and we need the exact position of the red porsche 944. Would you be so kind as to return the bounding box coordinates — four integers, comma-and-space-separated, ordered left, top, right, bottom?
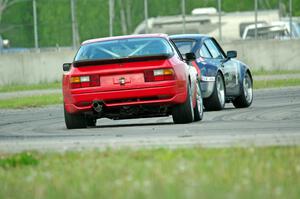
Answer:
62, 34, 203, 129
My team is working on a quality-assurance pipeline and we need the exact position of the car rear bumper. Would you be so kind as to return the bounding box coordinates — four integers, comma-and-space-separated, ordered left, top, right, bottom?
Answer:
64, 84, 186, 114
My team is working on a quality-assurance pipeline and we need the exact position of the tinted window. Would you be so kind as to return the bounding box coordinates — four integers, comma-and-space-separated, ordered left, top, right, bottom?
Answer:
199, 44, 212, 58
204, 39, 223, 59
75, 37, 173, 61
172, 40, 196, 55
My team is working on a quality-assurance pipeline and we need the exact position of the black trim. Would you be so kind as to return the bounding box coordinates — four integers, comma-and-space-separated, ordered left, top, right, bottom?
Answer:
169, 39, 185, 61
73, 54, 172, 67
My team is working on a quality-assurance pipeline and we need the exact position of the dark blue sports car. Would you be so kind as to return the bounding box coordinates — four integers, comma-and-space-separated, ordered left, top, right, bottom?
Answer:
170, 34, 253, 111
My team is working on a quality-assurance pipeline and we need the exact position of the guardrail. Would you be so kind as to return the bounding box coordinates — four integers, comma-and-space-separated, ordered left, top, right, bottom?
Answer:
0, 40, 299, 86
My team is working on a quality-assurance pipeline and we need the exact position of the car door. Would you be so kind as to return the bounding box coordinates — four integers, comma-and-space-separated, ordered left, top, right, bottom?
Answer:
204, 39, 239, 96
222, 57, 240, 96
213, 39, 240, 96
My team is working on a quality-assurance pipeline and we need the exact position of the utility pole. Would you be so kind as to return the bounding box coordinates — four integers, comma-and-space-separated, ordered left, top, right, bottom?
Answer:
289, 0, 293, 38
70, 0, 78, 49
278, 0, 282, 20
254, 0, 258, 40
218, 0, 222, 41
109, 0, 114, 37
33, 0, 38, 49
144, 0, 149, 33
181, 0, 186, 33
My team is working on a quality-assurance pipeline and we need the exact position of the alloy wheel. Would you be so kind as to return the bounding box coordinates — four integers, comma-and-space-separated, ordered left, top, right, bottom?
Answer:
216, 75, 225, 106
244, 73, 253, 104
196, 83, 203, 116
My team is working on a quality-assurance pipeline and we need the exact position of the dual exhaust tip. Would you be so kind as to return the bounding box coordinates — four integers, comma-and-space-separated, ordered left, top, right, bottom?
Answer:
92, 100, 103, 113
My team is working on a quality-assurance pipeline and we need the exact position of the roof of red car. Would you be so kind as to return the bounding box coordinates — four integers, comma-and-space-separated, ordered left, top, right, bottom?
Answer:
81, 34, 169, 45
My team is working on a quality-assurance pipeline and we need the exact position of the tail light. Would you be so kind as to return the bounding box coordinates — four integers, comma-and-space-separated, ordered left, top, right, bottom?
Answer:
144, 69, 175, 82
70, 75, 100, 89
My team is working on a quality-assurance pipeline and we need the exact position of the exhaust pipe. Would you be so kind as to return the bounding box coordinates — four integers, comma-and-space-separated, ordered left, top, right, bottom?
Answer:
92, 100, 103, 113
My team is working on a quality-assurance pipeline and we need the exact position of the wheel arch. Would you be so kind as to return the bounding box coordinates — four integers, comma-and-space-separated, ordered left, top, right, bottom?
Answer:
246, 69, 253, 83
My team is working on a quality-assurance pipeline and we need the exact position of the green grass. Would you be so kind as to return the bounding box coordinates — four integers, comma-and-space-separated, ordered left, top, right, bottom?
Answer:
254, 79, 300, 89
252, 69, 300, 76
0, 94, 62, 109
2, 69, 300, 93
0, 152, 39, 169
0, 70, 299, 94
0, 77, 299, 109
0, 82, 61, 93
0, 147, 299, 199
1, 70, 299, 93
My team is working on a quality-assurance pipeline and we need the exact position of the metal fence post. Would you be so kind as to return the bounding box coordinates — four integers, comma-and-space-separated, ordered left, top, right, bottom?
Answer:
182, 0, 186, 34
33, 0, 39, 49
144, 0, 149, 33
254, 0, 258, 40
289, 0, 293, 38
218, 0, 222, 41
70, 0, 78, 49
109, 0, 114, 37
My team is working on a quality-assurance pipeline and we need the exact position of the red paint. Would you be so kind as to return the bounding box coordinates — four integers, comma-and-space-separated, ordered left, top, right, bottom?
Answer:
62, 35, 199, 119
63, 54, 190, 114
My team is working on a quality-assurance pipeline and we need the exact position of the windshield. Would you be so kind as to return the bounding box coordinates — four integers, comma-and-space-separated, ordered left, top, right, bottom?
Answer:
172, 40, 196, 55
75, 37, 173, 61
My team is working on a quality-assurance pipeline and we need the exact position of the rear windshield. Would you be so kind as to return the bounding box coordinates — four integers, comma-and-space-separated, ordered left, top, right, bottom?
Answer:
172, 40, 196, 55
75, 37, 173, 61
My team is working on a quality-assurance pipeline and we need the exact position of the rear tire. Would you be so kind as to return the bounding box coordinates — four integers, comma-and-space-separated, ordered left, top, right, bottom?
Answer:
203, 72, 225, 111
172, 83, 194, 124
233, 72, 253, 108
64, 106, 87, 129
194, 81, 204, 121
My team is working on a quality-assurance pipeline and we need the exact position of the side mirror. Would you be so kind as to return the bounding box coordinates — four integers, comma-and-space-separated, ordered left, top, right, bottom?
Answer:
227, 50, 237, 59
63, 63, 71, 71
185, 52, 196, 61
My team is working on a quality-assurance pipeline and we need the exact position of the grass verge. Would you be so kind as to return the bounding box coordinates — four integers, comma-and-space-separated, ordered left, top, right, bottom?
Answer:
0, 82, 61, 93
0, 94, 62, 109
0, 78, 299, 109
254, 79, 300, 89
0, 147, 299, 199
0, 70, 300, 93
252, 69, 300, 76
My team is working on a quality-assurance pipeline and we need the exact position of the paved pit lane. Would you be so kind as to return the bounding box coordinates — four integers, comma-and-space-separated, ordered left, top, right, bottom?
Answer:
0, 87, 300, 152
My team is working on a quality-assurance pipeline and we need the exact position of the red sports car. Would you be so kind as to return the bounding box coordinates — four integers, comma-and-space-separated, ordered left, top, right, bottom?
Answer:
62, 34, 203, 129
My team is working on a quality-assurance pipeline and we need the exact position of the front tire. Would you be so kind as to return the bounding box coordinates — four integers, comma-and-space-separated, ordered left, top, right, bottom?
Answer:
172, 83, 194, 124
233, 72, 253, 108
204, 72, 225, 111
194, 81, 204, 121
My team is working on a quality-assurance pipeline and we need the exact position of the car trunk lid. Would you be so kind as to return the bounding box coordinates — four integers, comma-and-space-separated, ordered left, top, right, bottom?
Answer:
70, 55, 174, 94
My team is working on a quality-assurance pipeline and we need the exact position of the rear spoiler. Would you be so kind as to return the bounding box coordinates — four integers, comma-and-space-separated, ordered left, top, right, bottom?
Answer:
73, 54, 172, 67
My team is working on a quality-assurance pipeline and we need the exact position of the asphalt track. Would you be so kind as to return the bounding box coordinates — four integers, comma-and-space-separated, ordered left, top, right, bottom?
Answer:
0, 87, 300, 153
